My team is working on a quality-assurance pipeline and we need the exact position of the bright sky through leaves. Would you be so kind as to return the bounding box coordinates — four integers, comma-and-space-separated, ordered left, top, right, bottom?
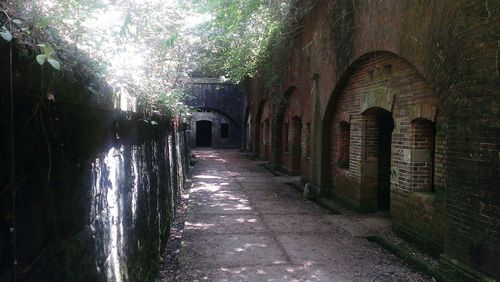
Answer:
4, 0, 296, 112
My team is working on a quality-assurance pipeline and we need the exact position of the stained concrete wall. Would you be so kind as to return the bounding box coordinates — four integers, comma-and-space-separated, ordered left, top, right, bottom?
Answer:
188, 110, 240, 149
0, 42, 189, 282
242, 0, 499, 280
185, 80, 244, 149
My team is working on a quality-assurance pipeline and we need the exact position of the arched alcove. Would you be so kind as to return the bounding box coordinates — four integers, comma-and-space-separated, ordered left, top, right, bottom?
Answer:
321, 51, 445, 248
274, 86, 304, 174
261, 118, 270, 159
196, 120, 213, 147
362, 107, 394, 211
255, 100, 270, 159
191, 107, 240, 148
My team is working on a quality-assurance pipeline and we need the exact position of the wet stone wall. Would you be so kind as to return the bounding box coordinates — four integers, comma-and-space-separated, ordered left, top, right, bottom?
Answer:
0, 101, 188, 281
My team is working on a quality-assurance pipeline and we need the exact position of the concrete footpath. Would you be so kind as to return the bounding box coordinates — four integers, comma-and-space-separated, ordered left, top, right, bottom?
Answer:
176, 149, 430, 281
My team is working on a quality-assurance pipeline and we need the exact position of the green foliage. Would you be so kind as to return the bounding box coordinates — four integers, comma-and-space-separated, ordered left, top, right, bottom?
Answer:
186, 0, 290, 82
185, 0, 316, 99
0, 26, 12, 41
162, 33, 179, 49
135, 77, 194, 121
2, 0, 313, 117
155, 90, 193, 118
0, 10, 61, 70
3, 0, 190, 115
36, 43, 60, 70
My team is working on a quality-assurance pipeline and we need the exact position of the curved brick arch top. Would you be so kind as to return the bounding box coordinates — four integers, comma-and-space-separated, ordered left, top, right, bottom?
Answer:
185, 82, 243, 125
194, 107, 239, 125
190, 108, 241, 149
256, 99, 270, 124
276, 86, 305, 170
282, 86, 303, 119
255, 99, 271, 158
324, 51, 442, 210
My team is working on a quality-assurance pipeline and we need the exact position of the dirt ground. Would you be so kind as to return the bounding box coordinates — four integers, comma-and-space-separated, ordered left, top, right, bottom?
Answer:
157, 149, 431, 282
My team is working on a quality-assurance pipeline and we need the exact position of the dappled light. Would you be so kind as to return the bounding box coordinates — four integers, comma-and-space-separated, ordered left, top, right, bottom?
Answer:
233, 243, 268, 253
184, 222, 216, 231
190, 183, 223, 193
1, 0, 495, 280
92, 146, 127, 282
193, 174, 221, 179
4, 0, 284, 115
175, 149, 428, 281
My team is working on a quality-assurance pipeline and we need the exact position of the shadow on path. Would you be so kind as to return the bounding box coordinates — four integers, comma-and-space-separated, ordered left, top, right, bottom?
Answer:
163, 149, 430, 281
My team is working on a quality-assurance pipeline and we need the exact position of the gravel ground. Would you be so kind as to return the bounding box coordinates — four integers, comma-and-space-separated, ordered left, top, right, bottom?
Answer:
377, 230, 440, 269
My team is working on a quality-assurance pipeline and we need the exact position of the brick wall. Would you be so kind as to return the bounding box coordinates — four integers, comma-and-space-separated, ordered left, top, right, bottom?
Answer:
278, 88, 312, 176
328, 54, 439, 192
260, 119, 270, 159
411, 119, 435, 192
258, 101, 271, 159
325, 52, 446, 245
301, 122, 312, 178
242, 0, 499, 278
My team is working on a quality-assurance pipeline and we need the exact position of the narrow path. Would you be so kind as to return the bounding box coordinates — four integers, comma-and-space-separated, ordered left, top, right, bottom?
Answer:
177, 149, 429, 281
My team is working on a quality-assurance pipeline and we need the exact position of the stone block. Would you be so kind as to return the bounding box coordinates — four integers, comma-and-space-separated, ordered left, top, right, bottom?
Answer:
360, 87, 396, 113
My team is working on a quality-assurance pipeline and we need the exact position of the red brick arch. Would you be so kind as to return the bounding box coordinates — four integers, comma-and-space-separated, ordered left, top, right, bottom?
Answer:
322, 51, 445, 246
275, 86, 303, 174
255, 99, 270, 160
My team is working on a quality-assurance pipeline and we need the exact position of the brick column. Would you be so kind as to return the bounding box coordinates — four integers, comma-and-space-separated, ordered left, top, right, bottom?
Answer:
310, 74, 326, 193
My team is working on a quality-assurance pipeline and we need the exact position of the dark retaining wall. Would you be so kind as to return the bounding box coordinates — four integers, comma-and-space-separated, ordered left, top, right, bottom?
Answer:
0, 42, 189, 281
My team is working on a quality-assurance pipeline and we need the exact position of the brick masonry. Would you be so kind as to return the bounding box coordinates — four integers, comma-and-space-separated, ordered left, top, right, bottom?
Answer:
257, 100, 271, 159
275, 87, 313, 176
242, 0, 499, 279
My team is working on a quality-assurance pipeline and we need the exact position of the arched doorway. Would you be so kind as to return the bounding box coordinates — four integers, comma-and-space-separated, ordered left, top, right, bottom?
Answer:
262, 119, 270, 159
362, 108, 394, 211
255, 100, 270, 160
276, 86, 305, 174
190, 107, 241, 149
196, 120, 212, 147
321, 51, 446, 253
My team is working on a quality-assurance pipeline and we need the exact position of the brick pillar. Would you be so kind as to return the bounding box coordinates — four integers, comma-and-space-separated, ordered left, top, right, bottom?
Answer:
310, 74, 326, 192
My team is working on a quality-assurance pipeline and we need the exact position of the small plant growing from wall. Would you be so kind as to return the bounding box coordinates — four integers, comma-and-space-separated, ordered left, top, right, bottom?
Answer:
36, 43, 60, 70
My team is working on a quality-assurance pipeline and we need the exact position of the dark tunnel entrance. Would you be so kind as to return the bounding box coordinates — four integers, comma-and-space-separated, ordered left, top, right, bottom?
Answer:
196, 120, 213, 147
